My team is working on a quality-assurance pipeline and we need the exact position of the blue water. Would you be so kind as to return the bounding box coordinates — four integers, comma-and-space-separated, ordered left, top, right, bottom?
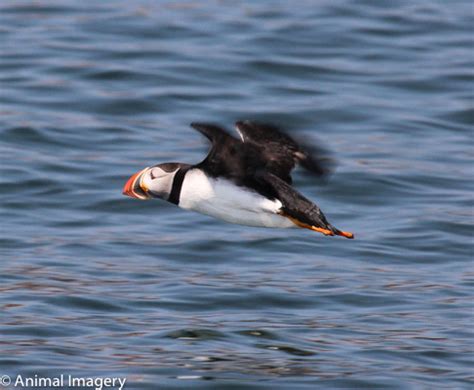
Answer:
1, 1, 473, 389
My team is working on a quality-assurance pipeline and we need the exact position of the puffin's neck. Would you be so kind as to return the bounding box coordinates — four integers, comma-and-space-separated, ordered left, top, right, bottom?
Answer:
168, 166, 191, 205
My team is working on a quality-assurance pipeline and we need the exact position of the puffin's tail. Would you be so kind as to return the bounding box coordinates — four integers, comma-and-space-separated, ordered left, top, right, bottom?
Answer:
330, 226, 355, 239
305, 206, 355, 239
280, 210, 355, 239
309, 223, 354, 239
264, 172, 354, 239
313, 215, 354, 239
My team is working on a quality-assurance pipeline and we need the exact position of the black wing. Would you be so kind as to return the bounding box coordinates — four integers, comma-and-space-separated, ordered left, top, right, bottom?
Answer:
190, 122, 278, 199
190, 122, 250, 178
235, 120, 334, 184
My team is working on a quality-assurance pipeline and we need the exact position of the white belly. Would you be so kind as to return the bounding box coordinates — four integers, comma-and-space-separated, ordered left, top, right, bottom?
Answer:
178, 169, 295, 228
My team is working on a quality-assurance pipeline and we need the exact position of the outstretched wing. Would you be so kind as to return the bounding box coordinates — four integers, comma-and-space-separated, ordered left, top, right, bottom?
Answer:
190, 123, 239, 177
190, 122, 278, 199
235, 120, 334, 184
189, 122, 265, 179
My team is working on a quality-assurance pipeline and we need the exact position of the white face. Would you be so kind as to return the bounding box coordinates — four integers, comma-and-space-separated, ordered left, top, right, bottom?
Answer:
140, 164, 180, 200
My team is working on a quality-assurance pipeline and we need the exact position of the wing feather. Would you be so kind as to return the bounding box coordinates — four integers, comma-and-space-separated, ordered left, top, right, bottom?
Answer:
190, 122, 266, 183
235, 120, 334, 183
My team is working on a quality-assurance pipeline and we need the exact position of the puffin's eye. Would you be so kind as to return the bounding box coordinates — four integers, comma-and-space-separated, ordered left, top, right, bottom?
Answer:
150, 168, 165, 180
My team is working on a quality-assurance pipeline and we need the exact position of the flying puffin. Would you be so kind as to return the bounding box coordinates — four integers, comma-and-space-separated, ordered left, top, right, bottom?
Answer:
123, 121, 354, 238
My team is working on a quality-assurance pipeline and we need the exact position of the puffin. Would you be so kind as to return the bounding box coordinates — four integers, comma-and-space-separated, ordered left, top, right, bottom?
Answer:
123, 121, 354, 238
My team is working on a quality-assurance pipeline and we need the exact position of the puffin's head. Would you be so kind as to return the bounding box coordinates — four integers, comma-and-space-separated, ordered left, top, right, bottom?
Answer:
122, 163, 183, 201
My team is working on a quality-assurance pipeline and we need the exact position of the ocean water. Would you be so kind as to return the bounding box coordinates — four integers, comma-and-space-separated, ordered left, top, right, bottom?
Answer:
1, 1, 473, 389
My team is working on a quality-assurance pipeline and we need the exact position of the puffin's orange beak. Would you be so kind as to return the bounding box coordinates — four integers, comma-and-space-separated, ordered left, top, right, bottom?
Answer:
123, 168, 150, 200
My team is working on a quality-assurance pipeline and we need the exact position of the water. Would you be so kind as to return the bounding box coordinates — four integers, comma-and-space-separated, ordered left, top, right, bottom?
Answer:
1, 1, 473, 389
